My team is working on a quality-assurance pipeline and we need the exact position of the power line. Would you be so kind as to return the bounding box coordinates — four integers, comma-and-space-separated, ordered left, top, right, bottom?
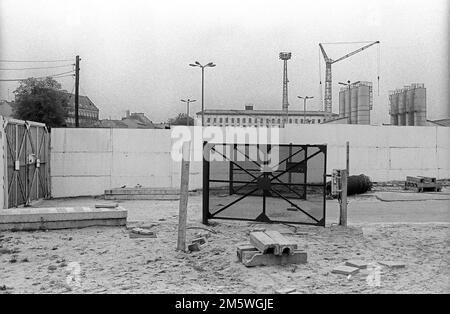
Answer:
0, 70, 75, 81
0, 64, 74, 71
0, 59, 73, 63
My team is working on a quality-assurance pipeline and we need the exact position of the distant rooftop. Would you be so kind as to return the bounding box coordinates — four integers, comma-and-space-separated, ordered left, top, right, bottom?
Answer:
197, 109, 338, 116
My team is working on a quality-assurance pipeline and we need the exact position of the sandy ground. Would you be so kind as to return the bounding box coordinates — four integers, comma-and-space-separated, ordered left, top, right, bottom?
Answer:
1, 192, 449, 294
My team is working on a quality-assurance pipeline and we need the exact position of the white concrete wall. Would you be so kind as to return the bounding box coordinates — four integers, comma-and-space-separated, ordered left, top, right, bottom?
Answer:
50, 125, 450, 197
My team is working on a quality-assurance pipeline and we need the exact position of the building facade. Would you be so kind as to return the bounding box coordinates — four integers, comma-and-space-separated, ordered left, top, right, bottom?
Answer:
64, 93, 100, 127
196, 105, 338, 127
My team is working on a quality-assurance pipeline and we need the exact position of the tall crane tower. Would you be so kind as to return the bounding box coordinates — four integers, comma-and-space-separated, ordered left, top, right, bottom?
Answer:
279, 52, 292, 111
319, 41, 380, 115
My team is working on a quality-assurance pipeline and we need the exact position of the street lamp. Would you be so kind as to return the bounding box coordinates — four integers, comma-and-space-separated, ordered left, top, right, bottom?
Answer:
180, 99, 196, 127
189, 61, 216, 126
338, 80, 351, 124
297, 96, 314, 124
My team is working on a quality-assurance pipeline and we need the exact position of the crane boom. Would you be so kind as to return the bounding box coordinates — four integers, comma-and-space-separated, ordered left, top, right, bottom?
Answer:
319, 41, 380, 116
332, 41, 380, 64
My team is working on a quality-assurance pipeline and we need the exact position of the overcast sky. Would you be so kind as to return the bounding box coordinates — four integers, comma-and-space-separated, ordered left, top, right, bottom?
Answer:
1, 0, 449, 123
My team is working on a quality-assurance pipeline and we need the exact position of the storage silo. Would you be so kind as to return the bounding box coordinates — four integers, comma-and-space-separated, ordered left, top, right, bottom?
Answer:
389, 90, 399, 125
350, 86, 358, 124
339, 88, 346, 118
406, 87, 415, 126
356, 82, 371, 125
413, 84, 426, 126
398, 89, 406, 126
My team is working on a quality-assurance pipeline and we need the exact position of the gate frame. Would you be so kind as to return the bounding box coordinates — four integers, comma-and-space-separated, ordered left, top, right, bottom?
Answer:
202, 141, 327, 226
1, 117, 51, 208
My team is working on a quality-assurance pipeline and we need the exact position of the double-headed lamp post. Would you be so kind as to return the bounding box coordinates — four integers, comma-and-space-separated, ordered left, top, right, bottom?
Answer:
189, 61, 216, 126
180, 99, 196, 127
297, 96, 314, 124
338, 80, 351, 124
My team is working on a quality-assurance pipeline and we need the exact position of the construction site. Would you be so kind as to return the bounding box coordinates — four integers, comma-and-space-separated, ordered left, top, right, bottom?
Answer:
1, 0, 449, 298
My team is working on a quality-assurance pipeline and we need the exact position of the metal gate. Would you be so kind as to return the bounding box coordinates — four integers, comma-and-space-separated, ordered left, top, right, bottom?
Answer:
203, 142, 327, 226
3, 118, 50, 208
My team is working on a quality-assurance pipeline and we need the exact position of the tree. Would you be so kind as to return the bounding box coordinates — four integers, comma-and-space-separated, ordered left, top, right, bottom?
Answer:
169, 113, 195, 126
13, 77, 69, 127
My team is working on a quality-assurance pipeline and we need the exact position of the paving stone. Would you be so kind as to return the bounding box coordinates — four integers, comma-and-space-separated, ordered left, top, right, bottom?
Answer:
379, 261, 406, 269
250, 232, 277, 254
331, 265, 360, 275
275, 287, 296, 294
241, 249, 307, 267
345, 260, 368, 269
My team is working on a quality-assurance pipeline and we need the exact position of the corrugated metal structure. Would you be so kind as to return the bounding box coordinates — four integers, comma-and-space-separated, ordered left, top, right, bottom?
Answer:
338, 81, 373, 125
389, 83, 426, 126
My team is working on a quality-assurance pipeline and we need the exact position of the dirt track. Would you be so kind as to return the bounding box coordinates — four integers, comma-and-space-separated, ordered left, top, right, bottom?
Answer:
1, 194, 449, 294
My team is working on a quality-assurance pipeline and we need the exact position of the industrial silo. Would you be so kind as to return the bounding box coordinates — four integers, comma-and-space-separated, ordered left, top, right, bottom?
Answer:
398, 88, 406, 126
413, 84, 426, 126
339, 88, 346, 118
356, 82, 371, 125
389, 91, 399, 125
406, 87, 415, 126
350, 85, 358, 124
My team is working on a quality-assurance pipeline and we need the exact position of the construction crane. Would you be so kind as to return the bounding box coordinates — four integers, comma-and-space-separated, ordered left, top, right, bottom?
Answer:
319, 41, 380, 115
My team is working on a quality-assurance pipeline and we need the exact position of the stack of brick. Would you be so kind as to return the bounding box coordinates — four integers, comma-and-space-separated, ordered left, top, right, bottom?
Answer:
236, 231, 307, 267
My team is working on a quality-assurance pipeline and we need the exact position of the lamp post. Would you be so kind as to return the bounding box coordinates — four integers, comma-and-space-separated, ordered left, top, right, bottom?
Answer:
338, 80, 351, 124
189, 61, 216, 126
180, 99, 196, 126
297, 96, 314, 124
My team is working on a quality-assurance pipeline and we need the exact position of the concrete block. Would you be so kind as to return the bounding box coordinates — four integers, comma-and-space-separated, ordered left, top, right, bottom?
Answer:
379, 261, 406, 269
250, 232, 278, 254
188, 243, 200, 252
345, 260, 368, 269
241, 249, 307, 267
104, 194, 180, 200
95, 203, 118, 208
236, 243, 258, 261
0, 207, 127, 231
264, 230, 297, 255
275, 288, 296, 294
191, 237, 206, 245
331, 265, 360, 275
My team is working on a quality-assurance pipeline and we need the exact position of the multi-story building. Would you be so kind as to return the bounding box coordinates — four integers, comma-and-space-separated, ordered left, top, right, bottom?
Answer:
196, 105, 338, 127
64, 93, 100, 127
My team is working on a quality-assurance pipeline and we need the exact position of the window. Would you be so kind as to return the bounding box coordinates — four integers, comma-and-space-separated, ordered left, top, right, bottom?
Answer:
243, 118, 246, 123
272, 119, 275, 123
295, 119, 298, 123
277, 119, 281, 124
237, 118, 240, 123
300, 119, 304, 124
207, 118, 211, 123
231, 118, 234, 123
249, 118, 252, 123
219, 118, 223, 123
318, 119, 321, 123
213, 118, 217, 123
312, 119, 315, 124
289, 119, 292, 123
225, 117, 228, 123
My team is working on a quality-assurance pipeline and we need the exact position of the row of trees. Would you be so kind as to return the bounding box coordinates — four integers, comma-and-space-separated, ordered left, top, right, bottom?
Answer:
10, 76, 197, 127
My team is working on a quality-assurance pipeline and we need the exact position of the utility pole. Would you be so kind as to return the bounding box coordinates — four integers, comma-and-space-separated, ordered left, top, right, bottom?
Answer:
180, 99, 196, 126
297, 96, 314, 124
74, 55, 80, 127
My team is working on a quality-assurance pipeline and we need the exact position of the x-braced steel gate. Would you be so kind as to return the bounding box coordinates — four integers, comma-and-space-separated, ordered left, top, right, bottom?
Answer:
3, 119, 51, 208
203, 142, 327, 226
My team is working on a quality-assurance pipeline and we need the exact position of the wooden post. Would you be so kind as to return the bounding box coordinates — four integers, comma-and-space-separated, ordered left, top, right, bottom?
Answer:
177, 141, 191, 251
346, 141, 349, 175
339, 169, 348, 227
